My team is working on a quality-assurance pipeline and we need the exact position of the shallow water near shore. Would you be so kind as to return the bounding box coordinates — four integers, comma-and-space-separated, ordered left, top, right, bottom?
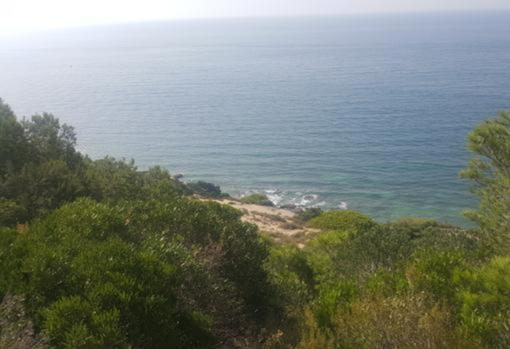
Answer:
1, 12, 510, 226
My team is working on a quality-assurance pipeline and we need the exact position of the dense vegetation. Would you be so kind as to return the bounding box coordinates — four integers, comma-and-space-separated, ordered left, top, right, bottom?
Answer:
0, 98, 509, 348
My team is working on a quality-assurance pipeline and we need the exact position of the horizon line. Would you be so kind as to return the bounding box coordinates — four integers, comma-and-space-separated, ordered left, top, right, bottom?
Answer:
2, 8, 510, 38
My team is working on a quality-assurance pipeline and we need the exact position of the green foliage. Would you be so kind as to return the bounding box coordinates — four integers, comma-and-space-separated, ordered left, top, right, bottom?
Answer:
21, 113, 81, 167
84, 157, 142, 201
265, 245, 314, 313
307, 210, 376, 233
220, 221, 274, 318
407, 250, 468, 303
0, 196, 276, 347
294, 207, 323, 224
0, 228, 28, 299
43, 296, 126, 349
5, 160, 86, 217
0, 103, 86, 220
296, 295, 469, 349
365, 269, 409, 298
186, 181, 225, 198
0, 199, 27, 226
0, 101, 189, 224
305, 230, 349, 284
461, 110, 510, 252
240, 193, 275, 206
454, 257, 510, 347
85, 159, 188, 203
306, 220, 477, 285
294, 219, 487, 348
0, 99, 28, 178
313, 280, 359, 327
141, 166, 191, 198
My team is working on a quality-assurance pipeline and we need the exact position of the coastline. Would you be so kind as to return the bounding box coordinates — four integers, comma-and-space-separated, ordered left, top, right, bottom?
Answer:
203, 197, 320, 247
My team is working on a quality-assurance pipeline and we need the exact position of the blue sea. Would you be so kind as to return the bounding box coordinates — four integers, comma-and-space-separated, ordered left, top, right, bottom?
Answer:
1, 12, 510, 225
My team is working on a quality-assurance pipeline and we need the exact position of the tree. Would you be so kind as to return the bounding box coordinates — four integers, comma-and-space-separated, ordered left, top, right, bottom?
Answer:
21, 113, 83, 168
3, 160, 86, 218
0, 99, 28, 177
461, 110, 510, 251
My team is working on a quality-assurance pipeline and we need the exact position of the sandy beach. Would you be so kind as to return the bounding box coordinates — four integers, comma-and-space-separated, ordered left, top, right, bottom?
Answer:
205, 198, 320, 247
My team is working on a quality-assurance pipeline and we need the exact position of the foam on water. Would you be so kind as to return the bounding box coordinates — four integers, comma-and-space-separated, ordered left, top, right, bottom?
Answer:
243, 189, 345, 210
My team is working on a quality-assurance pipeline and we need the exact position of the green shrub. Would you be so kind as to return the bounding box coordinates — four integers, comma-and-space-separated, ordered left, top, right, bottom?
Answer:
5, 197, 275, 347
141, 166, 191, 198
240, 193, 274, 206
297, 295, 470, 349
407, 250, 468, 303
306, 224, 415, 283
306, 216, 479, 282
265, 245, 314, 312
313, 280, 359, 327
305, 230, 349, 284
20, 220, 215, 348
186, 181, 225, 198
365, 269, 409, 298
0, 99, 29, 178
0, 228, 27, 299
43, 296, 126, 349
454, 256, 510, 347
461, 111, 510, 253
294, 208, 323, 224
394, 216, 437, 226
3, 160, 86, 219
307, 210, 376, 233
84, 157, 142, 202
0, 200, 27, 226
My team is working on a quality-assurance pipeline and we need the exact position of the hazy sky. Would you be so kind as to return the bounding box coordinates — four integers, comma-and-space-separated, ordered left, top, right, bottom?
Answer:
1, 0, 509, 35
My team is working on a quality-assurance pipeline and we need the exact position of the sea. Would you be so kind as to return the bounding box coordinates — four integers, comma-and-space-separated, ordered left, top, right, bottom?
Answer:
1, 11, 510, 226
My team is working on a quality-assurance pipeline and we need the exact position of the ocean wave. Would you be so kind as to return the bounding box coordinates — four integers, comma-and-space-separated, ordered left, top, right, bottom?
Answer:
339, 201, 348, 210
259, 189, 283, 206
242, 189, 348, 210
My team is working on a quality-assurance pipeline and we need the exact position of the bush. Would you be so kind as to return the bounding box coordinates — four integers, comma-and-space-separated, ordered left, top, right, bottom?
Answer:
2, 160, 86, 219
84, 157, 142, 202
0, 99, 28, 178
264, 245, 314, 313
3, 196, 277, 347
364, 269, 409, 298
307, 210, 376, 233
407, 250, 468, 303
454, 256, 510, 347
186, 181, 225, 198
0, 200, 27, 226
43, 296, 126, 349
313, 280, 359, 327
305, 230, 349, 284
0, 228, 28, 299
240, 193, 274, 207
297, 295, 469, 349
294, 208, 323, 224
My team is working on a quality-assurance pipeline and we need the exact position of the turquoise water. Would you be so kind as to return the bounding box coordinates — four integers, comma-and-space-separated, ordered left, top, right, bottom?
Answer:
1, 12, 510, 225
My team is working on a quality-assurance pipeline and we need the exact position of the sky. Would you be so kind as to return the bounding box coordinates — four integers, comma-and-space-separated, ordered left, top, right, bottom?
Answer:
1, 0, 510, 35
